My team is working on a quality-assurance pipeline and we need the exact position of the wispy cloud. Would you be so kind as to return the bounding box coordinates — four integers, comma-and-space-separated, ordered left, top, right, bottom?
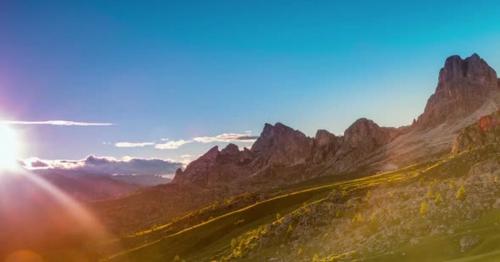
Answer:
1, 120, 113, 126
155, 139, 192, 150
193, 132, 258, 143
111, 132, 258, 151
115, 142, 155, 148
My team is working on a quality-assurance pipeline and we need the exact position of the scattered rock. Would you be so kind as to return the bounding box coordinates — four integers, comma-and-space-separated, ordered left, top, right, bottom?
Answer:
460, 235, 480, 252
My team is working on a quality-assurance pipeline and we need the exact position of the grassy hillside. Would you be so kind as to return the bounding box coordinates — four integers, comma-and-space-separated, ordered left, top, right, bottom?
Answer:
104, 145, 499, 261
105, 163, 434, 261
364, 208, 500, 262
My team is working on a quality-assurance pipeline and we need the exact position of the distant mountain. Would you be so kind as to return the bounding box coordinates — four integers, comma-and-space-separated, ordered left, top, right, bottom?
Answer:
38, 171, 139, 201
110, 173, 172, 187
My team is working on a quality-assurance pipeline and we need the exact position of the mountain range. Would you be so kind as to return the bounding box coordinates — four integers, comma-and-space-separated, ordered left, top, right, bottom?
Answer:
173, 54, 499, 188
91, 53, 500, 238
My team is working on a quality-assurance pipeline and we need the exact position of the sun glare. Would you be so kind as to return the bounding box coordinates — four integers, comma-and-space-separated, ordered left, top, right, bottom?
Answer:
0, 124, 22, 171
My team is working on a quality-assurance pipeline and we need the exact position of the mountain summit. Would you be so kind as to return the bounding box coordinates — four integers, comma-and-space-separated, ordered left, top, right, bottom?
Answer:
417, 54, 499, 128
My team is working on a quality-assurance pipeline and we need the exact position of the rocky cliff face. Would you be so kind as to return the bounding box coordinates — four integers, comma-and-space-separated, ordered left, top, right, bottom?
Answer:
417, 54, 499, 129
452, 111, 500, 154
329, 118, 401, 172
311, 129, 341, 164
341, 118, 398, 152
174, 53, 500, 188
174, 123, 314, 186
250, 123, 313, 167
173, 146, 220, 186
174, 119, 399, 186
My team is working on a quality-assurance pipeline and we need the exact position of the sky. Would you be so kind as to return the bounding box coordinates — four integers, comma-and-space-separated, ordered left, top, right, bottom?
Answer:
0, 0, 500, 164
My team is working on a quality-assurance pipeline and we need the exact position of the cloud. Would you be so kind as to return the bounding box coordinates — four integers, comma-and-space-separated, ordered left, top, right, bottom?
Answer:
155, 139, 192, 150
1, 120, 113, 126
111, 131, 259, 151
115, 142, 155, 148
21, 156, 182, 178
193, 132, 258, 143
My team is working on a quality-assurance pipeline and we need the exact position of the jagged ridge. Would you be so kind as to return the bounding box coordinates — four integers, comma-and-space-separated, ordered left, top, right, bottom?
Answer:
174, 54, 500, 187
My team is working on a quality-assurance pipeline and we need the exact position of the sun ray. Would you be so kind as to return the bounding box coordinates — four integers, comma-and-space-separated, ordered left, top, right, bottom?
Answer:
0, 124, 22, 171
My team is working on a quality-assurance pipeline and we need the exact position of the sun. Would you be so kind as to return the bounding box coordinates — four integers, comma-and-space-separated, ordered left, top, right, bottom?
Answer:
0, 124, 22, 171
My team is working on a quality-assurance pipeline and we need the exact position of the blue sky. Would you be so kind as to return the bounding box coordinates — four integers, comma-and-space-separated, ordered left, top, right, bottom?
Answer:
0, 0, 500, 162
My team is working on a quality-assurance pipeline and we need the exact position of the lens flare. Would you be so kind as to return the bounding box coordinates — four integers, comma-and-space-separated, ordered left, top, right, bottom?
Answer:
0, 124, 22, 171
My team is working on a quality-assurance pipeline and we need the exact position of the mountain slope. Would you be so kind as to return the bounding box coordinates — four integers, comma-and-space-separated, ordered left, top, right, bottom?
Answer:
107, 143, 499, 261
452, 110, 500, 153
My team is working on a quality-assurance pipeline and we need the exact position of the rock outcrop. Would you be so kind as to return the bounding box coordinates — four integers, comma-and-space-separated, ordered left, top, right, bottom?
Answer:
452, 111, 500, 154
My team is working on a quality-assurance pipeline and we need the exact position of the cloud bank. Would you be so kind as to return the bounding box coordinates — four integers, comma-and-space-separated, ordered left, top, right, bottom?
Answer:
193, 132, 258, 143
115, 142, 155, 148
113, 132, 259, 150
2, 120, 113, 126
154, 139, 192, 149
21, 156, 183, 178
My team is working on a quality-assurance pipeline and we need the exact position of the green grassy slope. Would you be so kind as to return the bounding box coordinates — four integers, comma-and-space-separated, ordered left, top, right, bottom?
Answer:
106, 162, 433, 261
365, 209, 500, 262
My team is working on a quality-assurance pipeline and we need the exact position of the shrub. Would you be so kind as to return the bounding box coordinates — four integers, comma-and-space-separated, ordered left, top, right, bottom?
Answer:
420, 201, 429, 217
434, 192, 443, 205
456, 185, 466, 201
352, 213, 364, 224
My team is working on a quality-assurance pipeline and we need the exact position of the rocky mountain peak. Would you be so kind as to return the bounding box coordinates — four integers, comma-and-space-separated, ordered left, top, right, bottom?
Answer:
200, 145, 220, 161
439, 54, 497, 87
336, 118, 399, 161
217, 143, 242, 164
220, 143, 240, 156
172, 146, 219, 185
251, 122, 308, 153
250, 122, 312, 166
344, 118, 388, 146
314, 129, 337, 147
417, 54, 499, 129
311, 129, 340, 163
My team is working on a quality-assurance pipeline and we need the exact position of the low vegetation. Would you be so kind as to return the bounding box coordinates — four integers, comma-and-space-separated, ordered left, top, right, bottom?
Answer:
102, 145, 499, 261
